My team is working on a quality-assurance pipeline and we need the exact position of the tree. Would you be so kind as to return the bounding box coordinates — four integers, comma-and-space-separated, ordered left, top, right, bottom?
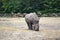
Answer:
0, 0, 60, 15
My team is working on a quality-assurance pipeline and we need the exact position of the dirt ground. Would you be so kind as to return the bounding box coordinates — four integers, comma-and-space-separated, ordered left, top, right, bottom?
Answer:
0, 17, 60, 40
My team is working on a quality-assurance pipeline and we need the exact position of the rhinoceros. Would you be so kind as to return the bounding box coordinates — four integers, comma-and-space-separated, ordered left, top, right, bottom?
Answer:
25, 13, 39, 31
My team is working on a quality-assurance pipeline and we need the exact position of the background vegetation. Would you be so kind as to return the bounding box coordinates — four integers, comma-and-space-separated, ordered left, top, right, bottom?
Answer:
0, 0, 60, 17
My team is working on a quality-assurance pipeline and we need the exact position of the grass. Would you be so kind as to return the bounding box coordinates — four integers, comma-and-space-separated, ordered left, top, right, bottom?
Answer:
0, 17, 60, 40
0, 26, 60, 38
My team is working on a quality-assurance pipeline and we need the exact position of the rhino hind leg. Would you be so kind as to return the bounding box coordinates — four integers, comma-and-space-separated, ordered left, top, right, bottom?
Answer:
32, 26, 35, 30
26, 22, 33, 30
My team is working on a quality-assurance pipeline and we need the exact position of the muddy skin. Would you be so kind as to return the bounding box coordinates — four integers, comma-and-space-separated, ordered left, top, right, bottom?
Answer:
25, 13, 39, 31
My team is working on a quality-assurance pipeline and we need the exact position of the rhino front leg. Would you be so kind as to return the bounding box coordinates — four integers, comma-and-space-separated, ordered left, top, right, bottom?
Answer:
35, 26, 39, 31
35, 25, 39, 31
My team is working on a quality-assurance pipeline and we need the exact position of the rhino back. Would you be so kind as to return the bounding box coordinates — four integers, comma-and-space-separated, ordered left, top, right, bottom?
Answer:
25, 13, 39, 22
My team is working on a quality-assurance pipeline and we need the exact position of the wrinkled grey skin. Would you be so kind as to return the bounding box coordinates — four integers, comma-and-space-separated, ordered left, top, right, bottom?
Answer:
25, 13, 39, 31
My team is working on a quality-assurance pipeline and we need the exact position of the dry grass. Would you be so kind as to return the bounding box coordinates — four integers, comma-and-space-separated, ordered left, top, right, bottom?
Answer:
40, 17, 60, 25
0, 17, 60, 40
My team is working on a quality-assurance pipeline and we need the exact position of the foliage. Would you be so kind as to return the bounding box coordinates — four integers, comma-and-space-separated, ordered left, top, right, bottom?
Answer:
0, 0, 60, 16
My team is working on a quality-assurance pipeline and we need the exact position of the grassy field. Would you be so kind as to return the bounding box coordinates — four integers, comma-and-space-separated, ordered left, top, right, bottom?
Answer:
0, 17, 60, 40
